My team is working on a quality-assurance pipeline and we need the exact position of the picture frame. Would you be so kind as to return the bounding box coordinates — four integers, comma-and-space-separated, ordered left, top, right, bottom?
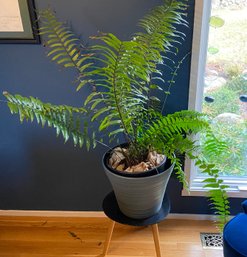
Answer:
0, 0, 40, 44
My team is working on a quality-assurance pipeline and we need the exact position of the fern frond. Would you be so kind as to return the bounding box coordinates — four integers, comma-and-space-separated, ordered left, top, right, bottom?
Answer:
195, 158, 230, 230
135, 0, 188, 96
202, 131, 229, 159
171, 155, 189, 190
87, 34, 150, 142
137, 1, 188, 57
144, 110, 209, 145
39, 9, 93, 91
142, 109, 231, 230
85, 1, 189, 142
3, 92, 93, 149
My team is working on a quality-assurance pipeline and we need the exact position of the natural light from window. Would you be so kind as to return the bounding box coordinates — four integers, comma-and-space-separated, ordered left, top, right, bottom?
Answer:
201, 0, 247, 177
185, 0, 247, 197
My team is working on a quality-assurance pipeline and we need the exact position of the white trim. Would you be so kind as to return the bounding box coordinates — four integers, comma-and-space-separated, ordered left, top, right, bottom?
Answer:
182, 188, 247, 198
188, 0, 211, 112
0, 209, 229, 221
185, 0, 212, 186
182, 180, 247, 198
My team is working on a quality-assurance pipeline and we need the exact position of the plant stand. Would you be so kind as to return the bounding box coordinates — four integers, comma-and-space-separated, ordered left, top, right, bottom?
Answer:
102, 191, 170, 257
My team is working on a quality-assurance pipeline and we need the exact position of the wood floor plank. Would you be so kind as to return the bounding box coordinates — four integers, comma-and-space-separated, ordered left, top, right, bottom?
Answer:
0, 216, 223, 257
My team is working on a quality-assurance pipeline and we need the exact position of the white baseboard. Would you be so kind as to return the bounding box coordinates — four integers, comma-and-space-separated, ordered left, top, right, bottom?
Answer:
0, 210, 220, 220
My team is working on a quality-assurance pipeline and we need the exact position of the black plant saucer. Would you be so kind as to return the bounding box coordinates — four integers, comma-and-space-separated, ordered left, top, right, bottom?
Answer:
102, 191, 170, 226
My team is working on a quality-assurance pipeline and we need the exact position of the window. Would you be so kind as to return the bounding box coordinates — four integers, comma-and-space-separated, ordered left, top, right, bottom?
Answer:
184, 0, 247, 197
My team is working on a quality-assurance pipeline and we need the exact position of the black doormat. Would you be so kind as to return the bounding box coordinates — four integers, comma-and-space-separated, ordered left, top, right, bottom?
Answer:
200, 232, 223, 249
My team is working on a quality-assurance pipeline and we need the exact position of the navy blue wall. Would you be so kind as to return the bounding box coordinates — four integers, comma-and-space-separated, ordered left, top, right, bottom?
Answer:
0, 0, 242, 214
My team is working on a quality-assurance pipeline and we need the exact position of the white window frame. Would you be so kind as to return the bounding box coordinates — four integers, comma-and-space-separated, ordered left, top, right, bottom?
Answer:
183, 0, 247, 198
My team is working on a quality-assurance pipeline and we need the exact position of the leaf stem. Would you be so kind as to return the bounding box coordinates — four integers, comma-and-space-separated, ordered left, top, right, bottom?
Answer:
111, 43, 134, 146
161, 51, 191, 114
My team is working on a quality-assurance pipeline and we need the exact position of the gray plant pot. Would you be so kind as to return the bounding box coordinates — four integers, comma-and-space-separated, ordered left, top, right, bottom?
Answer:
102, 148, 174, 219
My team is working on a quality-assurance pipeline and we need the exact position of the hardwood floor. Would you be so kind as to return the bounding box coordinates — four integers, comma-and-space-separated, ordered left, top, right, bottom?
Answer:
0, 216, 223, 257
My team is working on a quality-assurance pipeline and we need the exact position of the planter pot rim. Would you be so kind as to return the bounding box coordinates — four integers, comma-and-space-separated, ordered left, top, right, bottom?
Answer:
103, 161, 175, 181
102, 143, 174, 178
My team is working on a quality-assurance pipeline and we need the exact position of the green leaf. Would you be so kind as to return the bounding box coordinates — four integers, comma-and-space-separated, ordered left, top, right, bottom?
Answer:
79, 63, 93, 73
149, 96, 160, 102
202, 178, 216, 183
208, 46, 219, 55
86, 137, 90, 151
109, 128, 124, 137
51, 52, 68, 61
85, 92, 99, 106
91, 107, 110, 121
76, 80, 88, 91
7, 102, 18, 114
210, 16, 225, 28
150, 84, 162, 90
203, 183, 219, 188
47, 47, 64, 57
57, 58, 73, 65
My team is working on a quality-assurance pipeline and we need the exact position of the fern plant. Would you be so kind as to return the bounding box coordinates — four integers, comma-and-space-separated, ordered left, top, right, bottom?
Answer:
3, 0, 230, 228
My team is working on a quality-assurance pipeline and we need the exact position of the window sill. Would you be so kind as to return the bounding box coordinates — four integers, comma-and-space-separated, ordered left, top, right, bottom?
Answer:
182, 177, 247, 198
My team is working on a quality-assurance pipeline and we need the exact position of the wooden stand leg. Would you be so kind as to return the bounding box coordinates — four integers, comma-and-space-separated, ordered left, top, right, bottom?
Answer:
102, 220, 115, 256
151, 224, 162, 257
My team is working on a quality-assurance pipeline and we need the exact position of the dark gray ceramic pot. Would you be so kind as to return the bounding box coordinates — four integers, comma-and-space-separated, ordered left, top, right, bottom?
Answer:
102, 147, 174, 219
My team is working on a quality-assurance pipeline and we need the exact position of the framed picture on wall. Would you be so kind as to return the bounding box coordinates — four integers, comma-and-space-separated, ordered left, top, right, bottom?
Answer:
0, 0, 40, 44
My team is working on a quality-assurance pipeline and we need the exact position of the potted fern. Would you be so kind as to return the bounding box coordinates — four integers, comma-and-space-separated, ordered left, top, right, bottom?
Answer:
3, 0, 230, 227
